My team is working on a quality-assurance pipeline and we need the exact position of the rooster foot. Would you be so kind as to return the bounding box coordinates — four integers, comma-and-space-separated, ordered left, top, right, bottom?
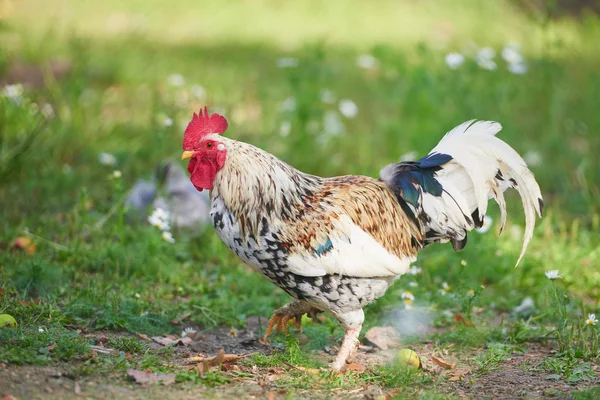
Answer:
261, 300, 322, 343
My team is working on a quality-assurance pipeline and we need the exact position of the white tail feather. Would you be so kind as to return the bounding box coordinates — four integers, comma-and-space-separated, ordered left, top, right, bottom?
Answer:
430, 120, 542, 266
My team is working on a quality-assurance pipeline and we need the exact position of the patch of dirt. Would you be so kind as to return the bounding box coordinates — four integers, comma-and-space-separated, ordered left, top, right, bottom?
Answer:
449, 345, 596, 399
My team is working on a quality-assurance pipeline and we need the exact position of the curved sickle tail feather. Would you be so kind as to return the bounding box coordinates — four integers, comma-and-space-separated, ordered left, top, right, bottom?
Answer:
380, 120, 543, 266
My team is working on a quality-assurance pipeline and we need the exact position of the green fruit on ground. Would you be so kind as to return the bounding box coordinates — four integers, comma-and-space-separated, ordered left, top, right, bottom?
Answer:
396, 348, 421, 368
0, 314, 18, 328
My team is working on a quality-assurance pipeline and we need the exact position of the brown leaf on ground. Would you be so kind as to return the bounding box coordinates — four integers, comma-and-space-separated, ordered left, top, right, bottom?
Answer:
431, 355, 456, 369
171, 312, 192, 325
346, 362, 366, 372
364, 326, 400, 350
151, 336, 192, 347
138, 333, 150, 341
453, 313, 473, 327
447, 368, 471, 381
1, 395, 18, 400
12, 237, 36, 255
126, 369, 175, 385
46, 344, 56, 351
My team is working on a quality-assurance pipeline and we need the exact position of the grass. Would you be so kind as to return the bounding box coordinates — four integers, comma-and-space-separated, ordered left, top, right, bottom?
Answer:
1, 0, 600, 398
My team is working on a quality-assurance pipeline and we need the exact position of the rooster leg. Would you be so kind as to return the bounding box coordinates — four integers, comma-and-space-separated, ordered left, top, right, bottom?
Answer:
262, 300, 321, 342
331, 309, 364, 373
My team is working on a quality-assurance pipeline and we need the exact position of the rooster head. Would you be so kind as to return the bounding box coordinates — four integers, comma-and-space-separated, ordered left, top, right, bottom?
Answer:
181, 107, 229, 191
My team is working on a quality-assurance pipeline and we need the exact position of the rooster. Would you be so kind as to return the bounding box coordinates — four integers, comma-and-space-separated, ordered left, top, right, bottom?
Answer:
181, 107, 543, 372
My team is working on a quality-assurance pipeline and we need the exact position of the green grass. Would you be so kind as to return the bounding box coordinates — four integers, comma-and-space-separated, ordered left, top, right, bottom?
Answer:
1, 0, 600, 397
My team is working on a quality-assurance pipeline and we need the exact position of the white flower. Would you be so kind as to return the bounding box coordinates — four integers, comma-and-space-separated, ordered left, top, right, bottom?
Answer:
523, 150, 541, 167
508, 63, 528, 75
501, 45, 524, 65
460, 259, 468, 267
476, 215, 493, 234
320, 89, 336, 104
148, 208, 171, 231
445, 52, 464, 69
399, 151, 417, 162
403, 299, 413, 309
2, 84, 24, 104
276, 57, 298, 68
401, 291, 415, 301
467, 289, 475, 298
439, 289, 447, 296
134, 293, 141, 298
38, 327, 45, 333
162, 231, 175, 244
409, 281, 418, 287
356, 54, 379, 70
408, 265, 422, 275
338, 99, 358, 118
167, 74, 185, 86
442, 282, 451, 291
99, 152, 117, 166
476, 47, 497, 71
279, 120, 292, 137
585, 313, 598, 326
112, 170, 122, 179
182, 327, 198, 337
164, 117, 174, 127
322, 111, 344, 137
280, 97, 296, 112
545, 270, 562, 280
41, 103, 55, 118
190, 84, 206, 99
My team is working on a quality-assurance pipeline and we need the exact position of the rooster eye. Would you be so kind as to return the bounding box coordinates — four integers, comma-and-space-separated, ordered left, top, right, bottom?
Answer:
206, 142, 213, 149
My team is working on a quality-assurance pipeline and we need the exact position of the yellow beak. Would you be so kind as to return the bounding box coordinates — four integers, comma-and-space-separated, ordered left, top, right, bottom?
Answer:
181, 150, 195, 160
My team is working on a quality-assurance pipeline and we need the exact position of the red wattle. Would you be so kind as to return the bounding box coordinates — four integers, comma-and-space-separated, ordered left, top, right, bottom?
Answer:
190, 158, 216, 191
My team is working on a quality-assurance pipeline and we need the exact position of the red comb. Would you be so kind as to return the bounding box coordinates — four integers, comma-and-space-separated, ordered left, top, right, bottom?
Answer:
182, 107, 228, 149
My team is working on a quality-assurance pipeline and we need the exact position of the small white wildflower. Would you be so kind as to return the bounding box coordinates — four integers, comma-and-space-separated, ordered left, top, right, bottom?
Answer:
338, 99, 358, 118
467, 289, 475, 298
400, 151, 417, 162
408, 265, 422, 275
280, 120, 292, 137
401, 291, 415, 301
322, 111, 344, 137
476, 47, 497, 71
545, 270, 562, 280
140, 311, 148, 317
508, 62, 528, 75
409, 281, 418, 288
445, 52, 465, 69
112, 170, 122, 179
190, 84, 206, 99
182, 327, 197, 337
162, 231, 175, 244
164, 117, 174, 127
439, 289, 447, 296
585, 313, 598, 326
478, 59, 497, 71
320, 89, 336, 104
460, 259, 468, 267
229, 328, 238, 337
167, 73, 185, 86
476, 215, 493, 234
523, 150, 542, 167
501, 45, 524, 65
134, 293, 141, 298
442, 282, 451, 291
403, 299, 413, 309
99, 152, 117, 166
38, 327, 45, 333
41, 103, 55, 118
276, 57, 298, 68
148, 208, 171, 231
280, 97, 296, 112
356, 54, 379, 70
2, 84, 24, 104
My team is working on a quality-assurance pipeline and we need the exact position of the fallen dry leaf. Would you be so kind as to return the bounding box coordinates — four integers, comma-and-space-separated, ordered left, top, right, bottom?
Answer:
138, 333, 150, 341
171, 312, 192, 325
453, 313, 473, 327
12, 236, 36, 255
346, 362, 366, 372
448, 368, 471, 381
431, 355, 456, 369
364, 326, 400, 350
1, 395, 18, 400
46, 344, 56, 351
127, 369, 175, 385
